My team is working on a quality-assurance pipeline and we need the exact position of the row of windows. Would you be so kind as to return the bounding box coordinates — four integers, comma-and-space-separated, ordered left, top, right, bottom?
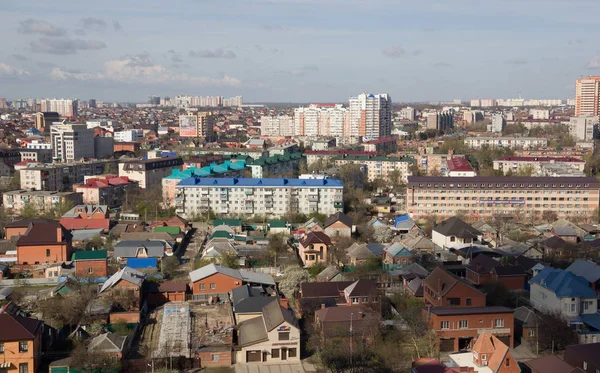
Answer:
414, 182, 591, 189
440, 319, 504, 330
0, 341, 28, 353
418, 196, 589, 201
416, 189, 590, 195
416, 203, 588, 208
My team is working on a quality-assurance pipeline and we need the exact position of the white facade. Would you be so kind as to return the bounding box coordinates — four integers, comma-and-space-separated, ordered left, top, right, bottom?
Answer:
348, 93, 392, 139
114, 129, 143, 142
465, 136, 548, 149
399, 107, 416, 121
260, 115, 294, 137
489, 114, 505, 133
530, 109, 550, 120
175, 178, 343, 218
40, 99, 78, 117
569, 116, 599, 141
529, 282, 598, 318
50, 123, 95, 162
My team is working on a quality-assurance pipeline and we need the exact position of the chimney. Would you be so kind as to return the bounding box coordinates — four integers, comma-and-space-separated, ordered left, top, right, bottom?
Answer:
321, 304, 326, 310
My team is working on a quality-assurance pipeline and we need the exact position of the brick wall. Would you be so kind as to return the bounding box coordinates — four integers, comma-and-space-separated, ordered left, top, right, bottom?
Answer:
191, 273, 241, 294
197, 350, 232, 367
109, 311, 140, 324
75, 259, 108, 277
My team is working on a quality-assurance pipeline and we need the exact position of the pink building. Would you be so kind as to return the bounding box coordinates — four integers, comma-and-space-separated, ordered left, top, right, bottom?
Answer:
73, 175, 138, 208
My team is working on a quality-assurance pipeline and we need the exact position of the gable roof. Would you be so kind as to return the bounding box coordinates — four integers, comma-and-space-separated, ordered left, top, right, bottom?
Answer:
525, 354, 580, 373
0, 313, 43, 342
16, 220, 72, 246
114, 240, 165, 258
513, 306, 540, 328
237, 315, 268, 347
386, 242, 410, 257
88, 332, 127, 353
424, 266, 483, 297
529, 267, 596, 298
231, 285, 276, 313
343, 280, 378, 298
188, 264, 275, 286
346, 242, 376, 260
566, 259, 600, 283
300, 231, 331, 247
542, 235, 568, 249
325, 212, 352, 229
62, 205, 109, 218
433, 216, 482, 239
100, 266, 145, 293
316, 265, 341, 282
300, 281, 355, 298
467, 254, 500, 274
565, 342, 600, 371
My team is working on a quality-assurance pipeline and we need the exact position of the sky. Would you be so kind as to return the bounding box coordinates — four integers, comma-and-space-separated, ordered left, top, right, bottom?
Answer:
1, 0, 600, 103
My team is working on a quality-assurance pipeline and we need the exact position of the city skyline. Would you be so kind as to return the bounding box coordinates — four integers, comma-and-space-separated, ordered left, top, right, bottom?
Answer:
1, 0, 600, 102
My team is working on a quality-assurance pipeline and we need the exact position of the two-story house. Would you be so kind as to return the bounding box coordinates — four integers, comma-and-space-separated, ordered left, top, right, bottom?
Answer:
466, 255, 527, 290
424, 267, 514, 351
298, 232, 331, 267
236, 300, 300, 363
188, 264, 275, 298
99, 266, 145, 311
432, 217, 483, 249
566, 259, 600, 294
298, 280, 381, 316
0, 313, 44, 373
6, 219, 73, 266
564, 342, 600, 373
449, 332, 520, 373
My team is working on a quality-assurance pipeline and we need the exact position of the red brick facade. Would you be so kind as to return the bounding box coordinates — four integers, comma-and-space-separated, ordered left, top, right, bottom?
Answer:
191, 272, 242, 294
196, 350, 232, 367
75, 259, 108, 277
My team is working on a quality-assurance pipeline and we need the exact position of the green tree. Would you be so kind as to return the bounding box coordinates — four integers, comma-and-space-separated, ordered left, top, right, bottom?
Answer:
307, 262, 327, 277
85, 234, 104, 250
338, 164, 366, 190
218, 252, 240, 269
161, 256, 180, 278
20, 203, 38, 219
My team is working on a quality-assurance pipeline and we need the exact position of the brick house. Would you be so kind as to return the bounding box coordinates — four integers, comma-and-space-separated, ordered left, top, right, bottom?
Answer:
145, 281, 188, 306
11, 219, 73, 265
426, 306, 515, 352
564, 342, 600, 373
466, 255, 527, 290
424, 267, 486, 308
314, 304, 380, 346
383, 242, 414, 266
324, 212, 352, 238
432, 217, 483, 249
0, 313, 44, 373
513, 306, 540, 347
188, 264, 275, 296
448, 332, 519, 373
72, 250, 108, 277
298, 232, 331, 267
298, 280, 381, 316
59, 205, 111, 231
99, 267, 145, 311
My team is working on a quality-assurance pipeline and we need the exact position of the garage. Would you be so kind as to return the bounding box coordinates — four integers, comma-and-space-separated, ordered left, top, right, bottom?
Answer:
439, 338, 455, 352
246, 350, 262, 362
497, 336, 511, 347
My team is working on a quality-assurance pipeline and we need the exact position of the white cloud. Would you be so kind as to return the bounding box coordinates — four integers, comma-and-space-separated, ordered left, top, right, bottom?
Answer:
50, 57, 241, 86
0, 63, 30, 77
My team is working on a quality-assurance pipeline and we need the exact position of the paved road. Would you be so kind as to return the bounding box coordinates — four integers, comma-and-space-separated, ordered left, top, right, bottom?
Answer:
235, 363, 305, 373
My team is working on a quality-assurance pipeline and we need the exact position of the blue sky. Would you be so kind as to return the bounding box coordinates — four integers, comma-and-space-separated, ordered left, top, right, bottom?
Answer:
0, 0, 599, 103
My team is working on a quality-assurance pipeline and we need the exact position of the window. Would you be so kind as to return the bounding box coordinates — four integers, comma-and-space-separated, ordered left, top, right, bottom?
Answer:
88, 267, 93, 274
466, 298, 471, 306
288, 348, 297, 358
571, 303, 576, 312
495, 319, 504, 327
272, 349, 280, 358
200, 284, 205, 290
447, 298, 460, 306
450, 236, 456, 242
210, 283, 216, 290
459, 320, 468, 329
482, 354, 486, 361
506, 358, 510, 367
211, 354, 219, 362
583, 362, 587, 370
440, 321, 449, 329
19, 341, 28, 352
19, 363, 28, 373
46, 249, 50, 257
0, 343, 3, 353
352, 297, 359, 304
529, 329, 535, 337
362, 297, 369, 303
278, 332, 290, 341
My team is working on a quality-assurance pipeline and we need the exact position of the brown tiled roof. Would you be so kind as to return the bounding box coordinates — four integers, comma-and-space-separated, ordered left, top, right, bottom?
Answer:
158, 281, 188, 293
525, 354, 578, 373
424, 267, 482, 297
325, 212, 352, 229
343, 280, 378, 297
0, 313, 43, 342
300, 232, 331, 247
16, 220, 71, 246
300, 281, 354, 298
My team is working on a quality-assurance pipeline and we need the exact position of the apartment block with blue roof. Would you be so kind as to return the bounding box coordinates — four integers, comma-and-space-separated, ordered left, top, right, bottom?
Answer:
174, 177, 344, 218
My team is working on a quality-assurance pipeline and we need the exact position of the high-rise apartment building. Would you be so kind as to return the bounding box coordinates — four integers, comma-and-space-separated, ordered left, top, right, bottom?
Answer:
575, 76, 600, 116
0, 98, 6, 109
348, 93, 392, 139
148, 95, 161, 105
179, 112, 214, 139
489, 113, 506, 133
260, 115, 294, 137
40, 99, 78, 117
50, 123, 95, 161
569, 116, 599, 141
426, 112, 454, 131
293, 104, 348, 137
399, 107, 416, 121
34, 112, 60, 134
88, 99, 97, 109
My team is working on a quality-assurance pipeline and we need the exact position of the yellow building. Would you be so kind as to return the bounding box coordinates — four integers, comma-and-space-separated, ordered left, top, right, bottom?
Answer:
0, 313, 44, 373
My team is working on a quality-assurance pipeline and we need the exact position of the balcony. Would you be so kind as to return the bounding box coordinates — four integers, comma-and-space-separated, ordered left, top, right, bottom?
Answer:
264, 190, 273, 196
334, 202, 343, 208
245, 190, 254, 195
201, 189, 209, 195
308, 197, 319, 203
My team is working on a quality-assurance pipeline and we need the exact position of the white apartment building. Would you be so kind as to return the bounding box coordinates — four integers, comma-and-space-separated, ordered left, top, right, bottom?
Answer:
40, 99, 78, 117
175, 177, 343, 218
86, 119, 116, 131
19, 159, 118, 191
50, 123, 95, 162
493, 156, 586, 175
470, 99, 481, 107
569, 116, 599, 141
114, 129, 144, 142
489, 114, 505, 133
3, 190, 83, 214
348, 93, 392, 139
399, 107, 416, 121
260, 115, 294, 137
530, 109, 550, 120
465, 136, 548, 149
119, 156, 184, 189
481, 99, 496, 107
333, 155, 415, 183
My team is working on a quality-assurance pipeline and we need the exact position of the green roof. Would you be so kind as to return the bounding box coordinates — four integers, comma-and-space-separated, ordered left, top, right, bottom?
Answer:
269, 220, 288, 228
213, 219, 242, 227
210, 231, 234, 239
71, 250, 108, 261
154, 226, 181, 235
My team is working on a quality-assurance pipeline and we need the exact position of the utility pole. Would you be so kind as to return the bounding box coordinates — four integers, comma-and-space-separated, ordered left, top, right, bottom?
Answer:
350, 312, 354, 365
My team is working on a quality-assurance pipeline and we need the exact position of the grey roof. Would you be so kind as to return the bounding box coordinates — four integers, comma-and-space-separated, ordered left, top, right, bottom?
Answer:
433, 216, 482, 239
100, 266, 145, 293
121, 231, 175, 246
407, 277, 423, 297
71, 228, 104, 242
346, 242, 376, 260
513, 306, 539, 328
317, 265, 341, 282
232, 285, 277, 314
471, 221, 497, 234
566, 259, 600, 283
88, 332, 127, 353
189, 264, 275, 286
366, 243, 385, 256
62, 205, 108, 218
325, 212, 352, 229
113, 240, 165, 258
0, 287, 13, 300
555, 226, 577, 237
237, 315, 268, 346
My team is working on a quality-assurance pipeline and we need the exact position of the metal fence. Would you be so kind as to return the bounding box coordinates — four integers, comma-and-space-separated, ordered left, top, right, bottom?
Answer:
0, 278, 59, 287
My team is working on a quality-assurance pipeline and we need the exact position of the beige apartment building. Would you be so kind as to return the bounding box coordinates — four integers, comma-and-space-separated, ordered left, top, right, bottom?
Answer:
465, 137, 548, 149
118, 156, 183, 189
333, 154, 415, 182
19, 160, 119, 191
575, 76, 600, 116
406, 176, 600, 222
3, 190, 83, 214
493, 156, 586, 175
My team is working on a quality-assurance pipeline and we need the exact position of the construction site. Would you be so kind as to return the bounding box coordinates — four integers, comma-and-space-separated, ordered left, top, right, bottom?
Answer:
141, 300, 235, 368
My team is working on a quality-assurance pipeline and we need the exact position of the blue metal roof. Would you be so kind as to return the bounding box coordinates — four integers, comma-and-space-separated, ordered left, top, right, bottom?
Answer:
529, 267, 597, 298
176, 177, 344, 188
126, 257, 158, 269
